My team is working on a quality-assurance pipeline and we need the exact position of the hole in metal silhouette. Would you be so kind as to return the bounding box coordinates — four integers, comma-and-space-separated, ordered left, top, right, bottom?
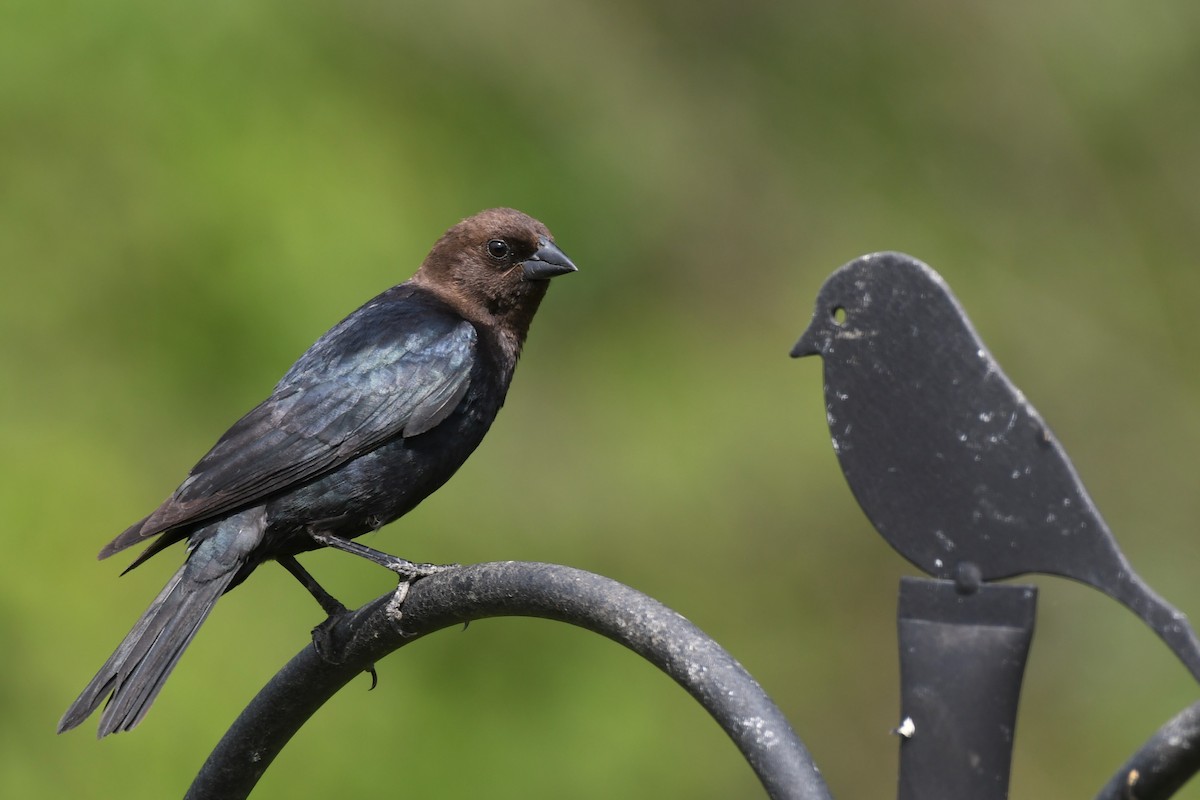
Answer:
792, 251, 1200, 683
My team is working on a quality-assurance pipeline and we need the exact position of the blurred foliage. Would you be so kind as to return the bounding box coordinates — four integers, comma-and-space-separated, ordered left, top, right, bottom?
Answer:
5, 0, 1200, 797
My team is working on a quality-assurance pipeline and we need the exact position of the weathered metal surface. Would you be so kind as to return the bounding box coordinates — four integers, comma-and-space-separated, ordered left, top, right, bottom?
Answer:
793, 251, 1200, 683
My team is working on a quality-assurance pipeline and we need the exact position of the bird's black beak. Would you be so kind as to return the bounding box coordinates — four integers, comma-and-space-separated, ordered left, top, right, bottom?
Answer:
790, 319, 822, 358
522, 238, 578, 280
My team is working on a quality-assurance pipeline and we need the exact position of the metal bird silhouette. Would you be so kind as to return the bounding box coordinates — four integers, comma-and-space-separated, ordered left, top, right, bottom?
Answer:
791, 251, 1200, 683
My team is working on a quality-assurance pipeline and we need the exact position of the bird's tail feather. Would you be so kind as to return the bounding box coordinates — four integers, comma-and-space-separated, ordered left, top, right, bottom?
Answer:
57, 552, 240, 737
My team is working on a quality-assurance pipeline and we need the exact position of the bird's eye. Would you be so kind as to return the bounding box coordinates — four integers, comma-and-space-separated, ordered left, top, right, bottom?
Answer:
831, 306, 847, 325
486, 239, 510, 260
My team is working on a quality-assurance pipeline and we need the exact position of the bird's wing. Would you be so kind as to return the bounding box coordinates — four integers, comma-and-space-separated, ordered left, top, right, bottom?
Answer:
100, 293, 477, 559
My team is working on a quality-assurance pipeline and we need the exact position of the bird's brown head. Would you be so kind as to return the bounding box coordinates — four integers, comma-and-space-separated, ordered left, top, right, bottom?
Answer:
416, 208, 577, 341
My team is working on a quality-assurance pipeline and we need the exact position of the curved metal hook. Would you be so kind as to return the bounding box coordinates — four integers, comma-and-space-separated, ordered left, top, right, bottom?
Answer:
185, 561, 832, 800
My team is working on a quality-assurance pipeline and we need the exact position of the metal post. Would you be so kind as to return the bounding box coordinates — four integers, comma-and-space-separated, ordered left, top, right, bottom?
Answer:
896, 576, 1036, 800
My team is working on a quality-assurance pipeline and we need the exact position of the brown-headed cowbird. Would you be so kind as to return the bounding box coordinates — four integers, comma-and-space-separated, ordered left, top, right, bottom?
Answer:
58, 208, 577, 737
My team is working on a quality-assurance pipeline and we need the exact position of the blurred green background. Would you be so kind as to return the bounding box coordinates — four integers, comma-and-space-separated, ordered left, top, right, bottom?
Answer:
5, 0, 1200, 797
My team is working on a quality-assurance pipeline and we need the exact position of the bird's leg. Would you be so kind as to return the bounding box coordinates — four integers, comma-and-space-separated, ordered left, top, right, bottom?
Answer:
278, 555, 350, 616
277, 555, 379, 689
308, 530, 458, 581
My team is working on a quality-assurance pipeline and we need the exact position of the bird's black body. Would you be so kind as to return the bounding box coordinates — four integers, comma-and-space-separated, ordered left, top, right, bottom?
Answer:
139, 286, 513, 586
251, 288, 511, 575
792, 251, 1200, 683
60, 208, 576, 736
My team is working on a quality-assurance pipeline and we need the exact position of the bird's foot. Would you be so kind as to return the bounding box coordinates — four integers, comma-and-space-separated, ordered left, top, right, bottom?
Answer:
387, 559, 459, 582
310, 614, 381, 689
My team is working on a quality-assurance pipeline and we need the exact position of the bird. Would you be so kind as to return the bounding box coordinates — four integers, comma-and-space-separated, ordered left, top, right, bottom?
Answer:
58, 207, 577, 737
791, 251, 1200, 683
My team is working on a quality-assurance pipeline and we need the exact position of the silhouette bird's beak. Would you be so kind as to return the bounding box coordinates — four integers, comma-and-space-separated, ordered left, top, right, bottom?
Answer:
790, 320, 822, 358
522, 238, 578, 280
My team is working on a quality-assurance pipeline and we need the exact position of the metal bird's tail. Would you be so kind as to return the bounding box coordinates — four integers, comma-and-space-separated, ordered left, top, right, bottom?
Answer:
1092, 559, 1200, 686
58, 509, 263, 737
